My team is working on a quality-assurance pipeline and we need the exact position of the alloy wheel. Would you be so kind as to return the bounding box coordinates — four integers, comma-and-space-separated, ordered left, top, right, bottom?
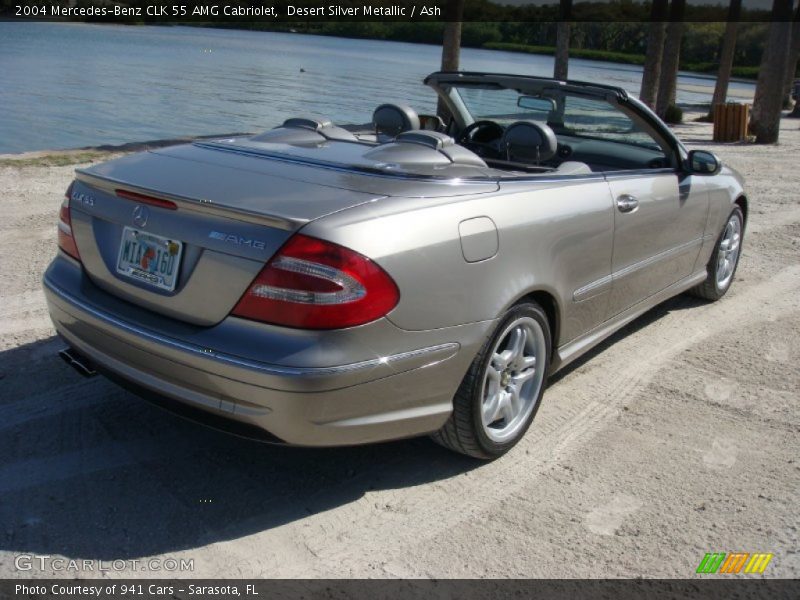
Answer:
480, 316, 547, 443
716, 212, 742, 290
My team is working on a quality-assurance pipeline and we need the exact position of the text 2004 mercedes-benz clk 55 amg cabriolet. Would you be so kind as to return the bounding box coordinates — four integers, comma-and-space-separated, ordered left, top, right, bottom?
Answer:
44, 72, 747, 459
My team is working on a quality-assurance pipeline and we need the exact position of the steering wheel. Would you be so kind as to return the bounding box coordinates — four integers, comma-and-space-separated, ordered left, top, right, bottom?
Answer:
457, 120, 505, 159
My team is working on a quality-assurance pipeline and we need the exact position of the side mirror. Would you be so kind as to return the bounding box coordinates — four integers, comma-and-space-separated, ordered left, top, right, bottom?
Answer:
686, 150, 721, 175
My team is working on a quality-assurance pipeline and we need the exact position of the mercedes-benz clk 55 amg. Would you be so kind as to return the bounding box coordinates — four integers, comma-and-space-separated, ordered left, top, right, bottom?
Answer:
44, 72, 747, 459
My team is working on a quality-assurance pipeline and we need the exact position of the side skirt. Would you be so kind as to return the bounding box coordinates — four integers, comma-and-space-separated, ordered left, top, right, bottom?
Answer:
551, 269, 707, 373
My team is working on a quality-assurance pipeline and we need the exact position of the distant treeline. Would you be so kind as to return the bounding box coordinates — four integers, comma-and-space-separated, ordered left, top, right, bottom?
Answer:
207, 21, 771, 79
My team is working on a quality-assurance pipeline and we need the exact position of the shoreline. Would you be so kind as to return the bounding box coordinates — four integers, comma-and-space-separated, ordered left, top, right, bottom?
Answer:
1, 106, 754, 161
0, 132, 252, 165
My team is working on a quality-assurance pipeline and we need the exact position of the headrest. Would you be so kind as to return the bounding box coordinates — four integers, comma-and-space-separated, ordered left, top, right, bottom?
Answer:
278, 117, 357, 142
282, 117, 332, 132
372, 104, 420, 137
500, 121, 557, 163
395, 130, 454, 150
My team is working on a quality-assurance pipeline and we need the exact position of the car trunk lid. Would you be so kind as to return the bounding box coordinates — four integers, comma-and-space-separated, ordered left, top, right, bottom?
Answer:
69, 141, 498, 326
69, 148, 387, 326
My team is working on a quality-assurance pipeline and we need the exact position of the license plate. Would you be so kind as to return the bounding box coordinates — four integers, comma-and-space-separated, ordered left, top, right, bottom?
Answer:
116, 227, 183, 292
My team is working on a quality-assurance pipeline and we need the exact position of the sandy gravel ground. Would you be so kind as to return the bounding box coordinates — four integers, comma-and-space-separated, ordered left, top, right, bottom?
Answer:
0, 114, 798, 579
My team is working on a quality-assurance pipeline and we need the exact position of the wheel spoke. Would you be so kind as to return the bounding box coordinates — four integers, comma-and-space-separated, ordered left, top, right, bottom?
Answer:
492, 349, 513, 371
496, 391, 513, 423
486, 364, 501, 384
484, 365, 501, 402
716, 254, 727, 279
506, 386, 521, 420
517, 354, 536, 370
512, 368, 536, 385
482, 390, 502, 425
508, 327, 527, 363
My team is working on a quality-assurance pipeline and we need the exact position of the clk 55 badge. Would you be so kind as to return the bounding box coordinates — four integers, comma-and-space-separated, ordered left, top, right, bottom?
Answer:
70, 190, 95, 206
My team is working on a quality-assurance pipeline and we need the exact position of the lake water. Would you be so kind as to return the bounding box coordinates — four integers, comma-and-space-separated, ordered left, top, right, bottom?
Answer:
0, 22, 756, 154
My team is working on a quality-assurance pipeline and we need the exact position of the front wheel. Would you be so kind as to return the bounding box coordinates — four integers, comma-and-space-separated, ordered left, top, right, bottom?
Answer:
690, 206, 744, 301
432, 302, 551, 459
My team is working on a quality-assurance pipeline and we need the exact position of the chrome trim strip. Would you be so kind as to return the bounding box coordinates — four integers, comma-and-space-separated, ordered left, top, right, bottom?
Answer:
194, 141, 499, 185
44, 275, 459, 379
195, 141, 615, 185
602, 168, 676, 180
573, 237, 704, 303
573, 275, 613, 302
497, 172, 606, 183
612, 237, 703, 282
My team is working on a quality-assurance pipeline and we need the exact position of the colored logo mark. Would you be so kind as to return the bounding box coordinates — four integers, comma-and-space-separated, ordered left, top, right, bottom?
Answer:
696, 552, 773, 574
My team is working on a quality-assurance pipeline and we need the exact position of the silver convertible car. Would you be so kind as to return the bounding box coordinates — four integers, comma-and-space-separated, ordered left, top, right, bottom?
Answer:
44, 71, 746, 459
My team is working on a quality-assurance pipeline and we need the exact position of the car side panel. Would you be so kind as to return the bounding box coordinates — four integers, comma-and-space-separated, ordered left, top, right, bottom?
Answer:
302, 176, 616, 346
605, 171, 708, 316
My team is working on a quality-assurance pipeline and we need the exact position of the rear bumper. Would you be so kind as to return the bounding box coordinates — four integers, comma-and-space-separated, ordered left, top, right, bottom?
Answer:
43, 256, 490, 446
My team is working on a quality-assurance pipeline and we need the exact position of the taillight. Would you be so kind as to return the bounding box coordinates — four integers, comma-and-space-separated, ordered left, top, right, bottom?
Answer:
58, 182, 81, 261
232, 234, 399, 329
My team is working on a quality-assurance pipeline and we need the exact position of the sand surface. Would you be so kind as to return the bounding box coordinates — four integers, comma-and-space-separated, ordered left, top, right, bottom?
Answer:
0, 114, 798, 578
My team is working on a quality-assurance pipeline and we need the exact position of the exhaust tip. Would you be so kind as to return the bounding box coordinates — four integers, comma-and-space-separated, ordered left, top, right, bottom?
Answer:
59, 348, 98, 378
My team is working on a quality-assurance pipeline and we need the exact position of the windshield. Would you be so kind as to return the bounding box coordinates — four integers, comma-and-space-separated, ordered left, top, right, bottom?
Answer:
453, 85, 662, 151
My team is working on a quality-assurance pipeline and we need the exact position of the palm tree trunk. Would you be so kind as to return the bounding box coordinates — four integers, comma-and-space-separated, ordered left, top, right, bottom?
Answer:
655, 0, 686, 119
554, 1, 573, 81
751, 0, 794, 143
554, 21, 571, 81
639, 0, 669, 108
710, 0, 743, 116
440, 22, 462, 72
783, 4, 800, 109
437, 0, 464, 120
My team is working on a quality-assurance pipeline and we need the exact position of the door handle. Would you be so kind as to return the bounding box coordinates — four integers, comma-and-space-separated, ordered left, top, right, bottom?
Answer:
616, 194, 639, 213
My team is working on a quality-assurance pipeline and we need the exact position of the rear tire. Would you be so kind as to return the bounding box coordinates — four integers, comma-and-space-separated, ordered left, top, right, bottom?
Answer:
690, 206, 744, 301
432, 302, 551, 459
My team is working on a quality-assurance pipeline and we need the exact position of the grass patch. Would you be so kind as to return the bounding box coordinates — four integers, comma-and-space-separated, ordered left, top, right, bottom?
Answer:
0, 151, 110, 168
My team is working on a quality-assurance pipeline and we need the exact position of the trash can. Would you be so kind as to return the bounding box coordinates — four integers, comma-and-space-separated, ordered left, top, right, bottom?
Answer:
712, 103, 749, 142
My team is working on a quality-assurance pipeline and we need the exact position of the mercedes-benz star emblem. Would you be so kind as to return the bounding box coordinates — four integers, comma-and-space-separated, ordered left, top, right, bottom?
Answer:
132, 205, 149, 228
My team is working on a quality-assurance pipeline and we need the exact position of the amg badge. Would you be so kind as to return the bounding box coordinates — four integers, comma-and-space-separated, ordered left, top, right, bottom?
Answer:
208, 231, 266, 250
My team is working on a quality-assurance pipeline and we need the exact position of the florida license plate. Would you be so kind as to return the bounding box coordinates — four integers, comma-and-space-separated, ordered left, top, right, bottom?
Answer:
116, 227, 183, 292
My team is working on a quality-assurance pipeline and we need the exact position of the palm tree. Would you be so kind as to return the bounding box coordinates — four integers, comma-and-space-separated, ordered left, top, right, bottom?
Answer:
639, 0, 669, 109
709, 0, 743, 117
438, 0, 465, 119
655, 0, 687, 120
440, 1, 464, 72
783, 2, 800, 111
750, 0, 794, 143
554, 0, 573, 81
